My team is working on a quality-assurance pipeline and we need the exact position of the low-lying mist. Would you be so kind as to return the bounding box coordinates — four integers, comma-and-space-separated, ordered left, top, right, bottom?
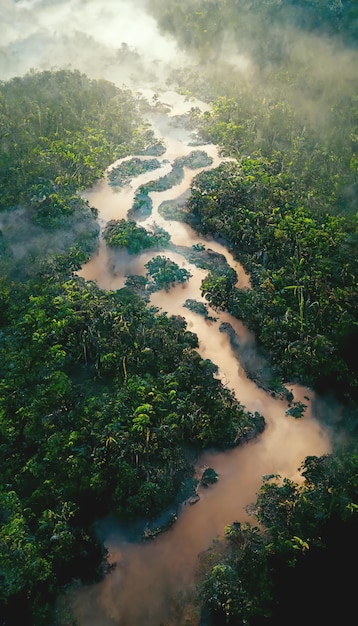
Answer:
3, 0, 358, 112
1, 0, 187, 87
1, 3, 356, 625
0, 205, 99, 278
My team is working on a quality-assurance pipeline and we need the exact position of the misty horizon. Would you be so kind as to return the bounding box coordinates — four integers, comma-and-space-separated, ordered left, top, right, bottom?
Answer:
0, 2, 357, 625
2, 0, 358, 137
1, 0, 187, 87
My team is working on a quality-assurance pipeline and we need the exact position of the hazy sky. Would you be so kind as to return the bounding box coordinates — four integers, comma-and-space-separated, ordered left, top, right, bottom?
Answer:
1, 0, 186, 86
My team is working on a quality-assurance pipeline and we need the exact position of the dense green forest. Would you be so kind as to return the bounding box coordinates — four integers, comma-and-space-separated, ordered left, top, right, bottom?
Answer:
0, 70, 263, 625
148, 0, 358, 60
0, 1, 357, 625
153, 0, 358, 403
145, 1, 358, 623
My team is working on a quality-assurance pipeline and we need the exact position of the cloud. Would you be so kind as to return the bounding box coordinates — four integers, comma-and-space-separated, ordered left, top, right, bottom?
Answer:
0, 0, 187, 86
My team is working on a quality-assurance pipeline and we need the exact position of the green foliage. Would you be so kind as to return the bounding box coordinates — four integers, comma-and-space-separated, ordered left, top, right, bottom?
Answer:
187, 158, 357, 399
183, 298, 217, 321
201, 467, 218, 486
0, 21, 357, 623
201, 268, 238, 310
0, 256, 260, 621
0, 490, 52, 602
139, 150, 213, 194
145, 255, 192, 291
108, 157, 162, 187
158, 198, 186, 221
199, 522, 273, 623
129, 189, 153, 219
103, 219, 170, 253
0, 70, 146, 210
148, 0, 358, 63
165, 9, 358, 401
200, 447, 358, 623
0, 69, 157, 281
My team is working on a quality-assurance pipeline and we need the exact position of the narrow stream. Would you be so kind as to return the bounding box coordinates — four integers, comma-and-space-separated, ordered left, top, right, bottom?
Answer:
72, 91, 332, 625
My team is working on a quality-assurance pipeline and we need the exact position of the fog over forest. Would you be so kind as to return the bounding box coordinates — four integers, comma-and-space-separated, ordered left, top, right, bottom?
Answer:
2, 0, 357, 99
2, 0, 358, 154
2, 0, 357, 269
1, 0, 187, 86
1, 2, 357, 626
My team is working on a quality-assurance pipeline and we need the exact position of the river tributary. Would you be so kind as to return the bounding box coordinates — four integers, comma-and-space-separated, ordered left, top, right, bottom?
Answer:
71, 90, 332, 625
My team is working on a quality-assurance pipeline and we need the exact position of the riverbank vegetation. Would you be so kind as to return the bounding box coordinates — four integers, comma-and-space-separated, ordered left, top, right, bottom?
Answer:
127, 150, 213, 220
158, 3, 358, 404
185, 159, 357, 401
108, 157, 164, 187
103, 218, 170, 253
0, 70, 263, 625
144, 255, 192, 291
0, 1, 358, 623
197, 446, 358, 624
145, 0, 358, 623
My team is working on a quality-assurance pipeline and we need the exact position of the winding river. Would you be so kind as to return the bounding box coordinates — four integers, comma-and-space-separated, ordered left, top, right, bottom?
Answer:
71, 90, 332, 625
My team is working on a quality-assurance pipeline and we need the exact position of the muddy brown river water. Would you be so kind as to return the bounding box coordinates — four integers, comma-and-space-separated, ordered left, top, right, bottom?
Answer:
70, 91, 332, 625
